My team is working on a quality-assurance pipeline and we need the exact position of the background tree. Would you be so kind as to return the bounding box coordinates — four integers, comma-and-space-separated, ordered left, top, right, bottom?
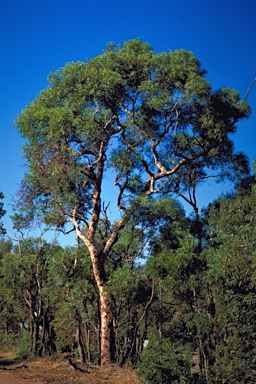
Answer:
202, 178, 256, 383
0, 192, 6, 236
0, 237, 60, 357
15, 39, 250, 365
47, 243, 100, 363
0, 240, 22, 339
143, 199, 205, 382
141, 177, 256, 383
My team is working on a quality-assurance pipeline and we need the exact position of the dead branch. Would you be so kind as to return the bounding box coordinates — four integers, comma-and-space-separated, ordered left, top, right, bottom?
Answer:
244, 78, 256, 101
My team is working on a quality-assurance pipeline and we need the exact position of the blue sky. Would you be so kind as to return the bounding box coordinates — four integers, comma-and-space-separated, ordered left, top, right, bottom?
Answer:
0, 0, 256, 244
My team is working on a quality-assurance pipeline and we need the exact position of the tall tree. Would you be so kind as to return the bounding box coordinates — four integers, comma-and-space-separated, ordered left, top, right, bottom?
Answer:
15, 39, 250, 365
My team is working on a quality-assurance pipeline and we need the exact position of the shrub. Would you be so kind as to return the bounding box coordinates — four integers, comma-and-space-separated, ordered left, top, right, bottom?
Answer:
138, 330, 191, 384
16, 329, 32, 359
0, 332, 15, 351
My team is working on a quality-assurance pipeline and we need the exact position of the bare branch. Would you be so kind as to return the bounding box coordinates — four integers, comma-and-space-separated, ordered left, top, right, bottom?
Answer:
103, 216, 127, 257
114, 177, 129, 211
122, 241, 146, 264
120, 129, 155, 177
138, 277, 160, 324
244, 78, 256, 101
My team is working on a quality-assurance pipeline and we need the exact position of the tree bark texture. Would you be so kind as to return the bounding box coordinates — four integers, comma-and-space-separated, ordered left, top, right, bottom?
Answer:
72, 221, 115, 366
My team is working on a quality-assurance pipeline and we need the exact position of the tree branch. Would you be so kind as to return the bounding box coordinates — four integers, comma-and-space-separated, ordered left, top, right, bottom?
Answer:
244, 78, 256, 101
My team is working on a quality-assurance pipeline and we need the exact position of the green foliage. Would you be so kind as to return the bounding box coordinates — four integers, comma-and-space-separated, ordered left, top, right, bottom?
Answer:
202, 183, 256, 383
16, 329, 32, 360
0, 332, 16, 352
0, 178, 256, 375
46, 245, 100, 360
143, 179, 256, 382
138, 330, 191, 384
0, 192, 6, 236
52, 302, 77, 354
0, 251, 29, 327
107, 265, 137, 294
15, 39, 250, 230
145, 200, 199, 287
12, 38, 252, 367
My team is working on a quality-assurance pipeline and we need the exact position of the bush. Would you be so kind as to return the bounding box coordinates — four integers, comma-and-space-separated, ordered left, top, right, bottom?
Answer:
138, 330, 191, 384
16, 329, 32, 359
0, 332, 16, 351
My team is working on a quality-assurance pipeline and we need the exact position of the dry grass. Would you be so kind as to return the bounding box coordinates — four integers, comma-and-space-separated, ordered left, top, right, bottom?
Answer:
0, 352, 142, 384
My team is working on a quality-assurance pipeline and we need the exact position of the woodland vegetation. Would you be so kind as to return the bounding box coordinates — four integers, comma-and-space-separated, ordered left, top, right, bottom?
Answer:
0, 40, 255, 383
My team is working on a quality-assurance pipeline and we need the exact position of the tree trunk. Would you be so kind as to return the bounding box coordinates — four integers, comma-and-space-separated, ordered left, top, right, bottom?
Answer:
83, 324, 91, 363
99, 288, 115, 366
76, 324, 86, 363
32, 319, 40, 356
73, 204, 117, 366
85, 241, 115, 366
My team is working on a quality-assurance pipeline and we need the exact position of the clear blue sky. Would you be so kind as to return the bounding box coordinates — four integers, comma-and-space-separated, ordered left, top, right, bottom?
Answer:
1, 0, 256, 244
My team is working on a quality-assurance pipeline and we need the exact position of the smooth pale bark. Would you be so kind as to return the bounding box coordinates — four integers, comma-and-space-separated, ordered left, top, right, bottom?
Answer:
90, 247, 115, 366
99, 288, 115, 365
72, 213, 116, 366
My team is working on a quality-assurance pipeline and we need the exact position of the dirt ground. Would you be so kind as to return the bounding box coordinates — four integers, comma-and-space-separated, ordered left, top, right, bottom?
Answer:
0, 352, 142, 384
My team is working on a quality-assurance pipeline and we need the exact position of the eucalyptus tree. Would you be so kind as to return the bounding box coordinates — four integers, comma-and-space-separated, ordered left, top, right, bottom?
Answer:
15, 39, 250, 365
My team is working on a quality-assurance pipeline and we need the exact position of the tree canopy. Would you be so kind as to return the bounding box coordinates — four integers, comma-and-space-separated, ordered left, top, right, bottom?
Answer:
15, 39, 251, 366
